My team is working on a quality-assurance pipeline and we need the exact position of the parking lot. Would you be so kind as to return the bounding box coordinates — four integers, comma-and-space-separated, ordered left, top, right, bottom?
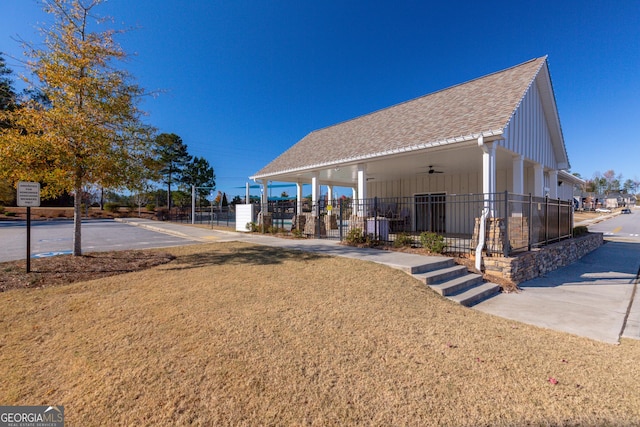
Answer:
0, 219, 200, 262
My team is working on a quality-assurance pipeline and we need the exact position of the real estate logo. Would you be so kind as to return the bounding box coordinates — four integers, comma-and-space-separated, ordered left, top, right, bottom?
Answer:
0, 406, 64, 427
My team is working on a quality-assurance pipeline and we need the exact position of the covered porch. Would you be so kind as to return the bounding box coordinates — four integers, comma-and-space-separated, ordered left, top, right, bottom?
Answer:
250, 57, 583, 266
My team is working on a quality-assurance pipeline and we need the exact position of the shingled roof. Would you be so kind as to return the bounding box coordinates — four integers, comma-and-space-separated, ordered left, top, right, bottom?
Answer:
253, 57, 548, 178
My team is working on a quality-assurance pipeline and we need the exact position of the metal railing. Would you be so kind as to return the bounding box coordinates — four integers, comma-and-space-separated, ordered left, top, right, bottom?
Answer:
166, 206, 236, 227
278, 192, 573, 257
162, 193, 573, 257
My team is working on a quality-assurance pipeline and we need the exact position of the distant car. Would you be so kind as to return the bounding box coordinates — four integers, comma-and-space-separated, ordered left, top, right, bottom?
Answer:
595, 208, 612, 213
621, 208, 632, 214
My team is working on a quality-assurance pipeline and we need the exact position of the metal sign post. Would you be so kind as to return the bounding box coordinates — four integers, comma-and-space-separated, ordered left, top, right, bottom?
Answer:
17, 182, 41, 273
26, 206, 31, 273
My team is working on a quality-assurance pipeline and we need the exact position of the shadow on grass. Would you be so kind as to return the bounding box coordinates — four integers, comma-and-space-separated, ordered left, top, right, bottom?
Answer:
167, 245, 326, 270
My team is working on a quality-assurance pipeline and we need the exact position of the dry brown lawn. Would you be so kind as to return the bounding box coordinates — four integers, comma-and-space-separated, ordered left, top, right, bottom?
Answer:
1, 242, 640, 426
573, 210, 620, 224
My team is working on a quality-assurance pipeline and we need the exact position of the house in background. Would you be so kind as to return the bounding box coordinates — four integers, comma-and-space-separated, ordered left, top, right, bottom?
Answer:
251, 56, 583, 259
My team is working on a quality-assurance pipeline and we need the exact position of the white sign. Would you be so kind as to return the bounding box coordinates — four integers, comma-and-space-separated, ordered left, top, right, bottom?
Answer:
17, 181, 41, 207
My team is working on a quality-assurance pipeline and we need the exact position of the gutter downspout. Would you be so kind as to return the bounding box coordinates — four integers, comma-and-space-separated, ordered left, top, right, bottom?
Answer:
475, 206, 489, 272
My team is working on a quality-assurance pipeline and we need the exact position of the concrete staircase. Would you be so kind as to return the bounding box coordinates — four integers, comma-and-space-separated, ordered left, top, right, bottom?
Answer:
409, 258, 500, 307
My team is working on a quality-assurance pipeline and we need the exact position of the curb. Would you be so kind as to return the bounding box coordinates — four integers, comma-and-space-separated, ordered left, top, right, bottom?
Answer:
114, 218, 206, 242
575, 211, 621, 227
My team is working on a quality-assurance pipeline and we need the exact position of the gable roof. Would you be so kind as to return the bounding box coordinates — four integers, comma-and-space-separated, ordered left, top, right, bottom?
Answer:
253, 56, 558, 179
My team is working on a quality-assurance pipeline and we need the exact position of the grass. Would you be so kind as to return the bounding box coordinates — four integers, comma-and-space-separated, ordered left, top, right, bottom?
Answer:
573, 208, 623, 224
1, 242, 639, 426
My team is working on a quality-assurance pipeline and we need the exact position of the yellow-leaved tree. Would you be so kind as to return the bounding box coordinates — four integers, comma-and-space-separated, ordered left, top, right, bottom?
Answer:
0, 0, 156, 255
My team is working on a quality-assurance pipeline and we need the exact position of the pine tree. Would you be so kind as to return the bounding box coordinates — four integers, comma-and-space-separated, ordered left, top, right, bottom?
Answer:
154, 133, 192, 209
182, 156, 216, 204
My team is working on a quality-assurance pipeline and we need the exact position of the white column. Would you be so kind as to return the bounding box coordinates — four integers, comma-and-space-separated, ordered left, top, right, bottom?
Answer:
480, 139, 496, 216
260, 180, 268, 228
296, 181, 303, 215
245, 182, 250, 204
513, 155, 524, 195
326, 185, 334, 217
352, 187, 358, 216
357, 164, 367, 216
511, 156, 524, 216
533, 164, 544, 197
261, 180, 268, 204
548, 170, 558, 199
475, 136, 497, 271
311, 172, 319, 216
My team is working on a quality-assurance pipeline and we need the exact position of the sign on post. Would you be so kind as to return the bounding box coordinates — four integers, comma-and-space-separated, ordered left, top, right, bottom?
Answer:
17, 182, 40, 273
17, 181, 41, 207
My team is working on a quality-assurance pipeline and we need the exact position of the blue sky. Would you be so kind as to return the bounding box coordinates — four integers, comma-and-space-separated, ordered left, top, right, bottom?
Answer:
2, 0, 639, 198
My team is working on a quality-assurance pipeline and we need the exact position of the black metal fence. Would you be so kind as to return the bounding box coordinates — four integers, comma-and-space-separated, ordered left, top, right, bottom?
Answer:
259, 192, 573, 257
257, 200, 297, 231
162, 192, 573, 257
167, 206, 236, 227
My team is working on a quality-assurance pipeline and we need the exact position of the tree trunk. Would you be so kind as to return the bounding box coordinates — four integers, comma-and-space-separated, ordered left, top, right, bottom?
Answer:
73, 185, 82, 256
167, 181, 172, 210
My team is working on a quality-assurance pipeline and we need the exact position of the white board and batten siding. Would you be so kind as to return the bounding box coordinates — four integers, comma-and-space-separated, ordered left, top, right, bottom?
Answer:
368, 169, 520, 199
235, 204, 255, 232
501, 78, 558, 170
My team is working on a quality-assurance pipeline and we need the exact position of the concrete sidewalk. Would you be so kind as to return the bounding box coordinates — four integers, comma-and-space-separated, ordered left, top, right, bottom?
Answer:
475, 241, 640, 344
116, 218, 640, 344
115, 218, 452, 273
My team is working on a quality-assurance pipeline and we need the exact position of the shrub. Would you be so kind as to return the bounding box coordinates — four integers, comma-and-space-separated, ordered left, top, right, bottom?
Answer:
291, 228, 304, 239
0, 205, 4, 214
393, 232, 414, 248
345, 227, 367, 245
146, 203, 156, 212
268, 226, 283, 234
573, 225, 589, 237
4, 211, 16, 217
345, 228, 382, 247
419, 231, 446, 254
104, 202, 120, 213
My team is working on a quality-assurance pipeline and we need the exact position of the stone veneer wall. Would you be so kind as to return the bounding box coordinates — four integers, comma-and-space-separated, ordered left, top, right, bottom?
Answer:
482, 233, 603, 284
294, 213, 339, 236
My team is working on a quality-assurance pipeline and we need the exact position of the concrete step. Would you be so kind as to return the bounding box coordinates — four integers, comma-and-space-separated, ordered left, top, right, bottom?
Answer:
404, 258, 455, 275
415, 265, 469, 285
448, 282, 501, 307
429, 273, 483, 297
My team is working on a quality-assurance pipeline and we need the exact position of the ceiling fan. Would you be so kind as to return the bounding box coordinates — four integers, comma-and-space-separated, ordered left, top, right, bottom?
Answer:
417, 165, 444, 175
